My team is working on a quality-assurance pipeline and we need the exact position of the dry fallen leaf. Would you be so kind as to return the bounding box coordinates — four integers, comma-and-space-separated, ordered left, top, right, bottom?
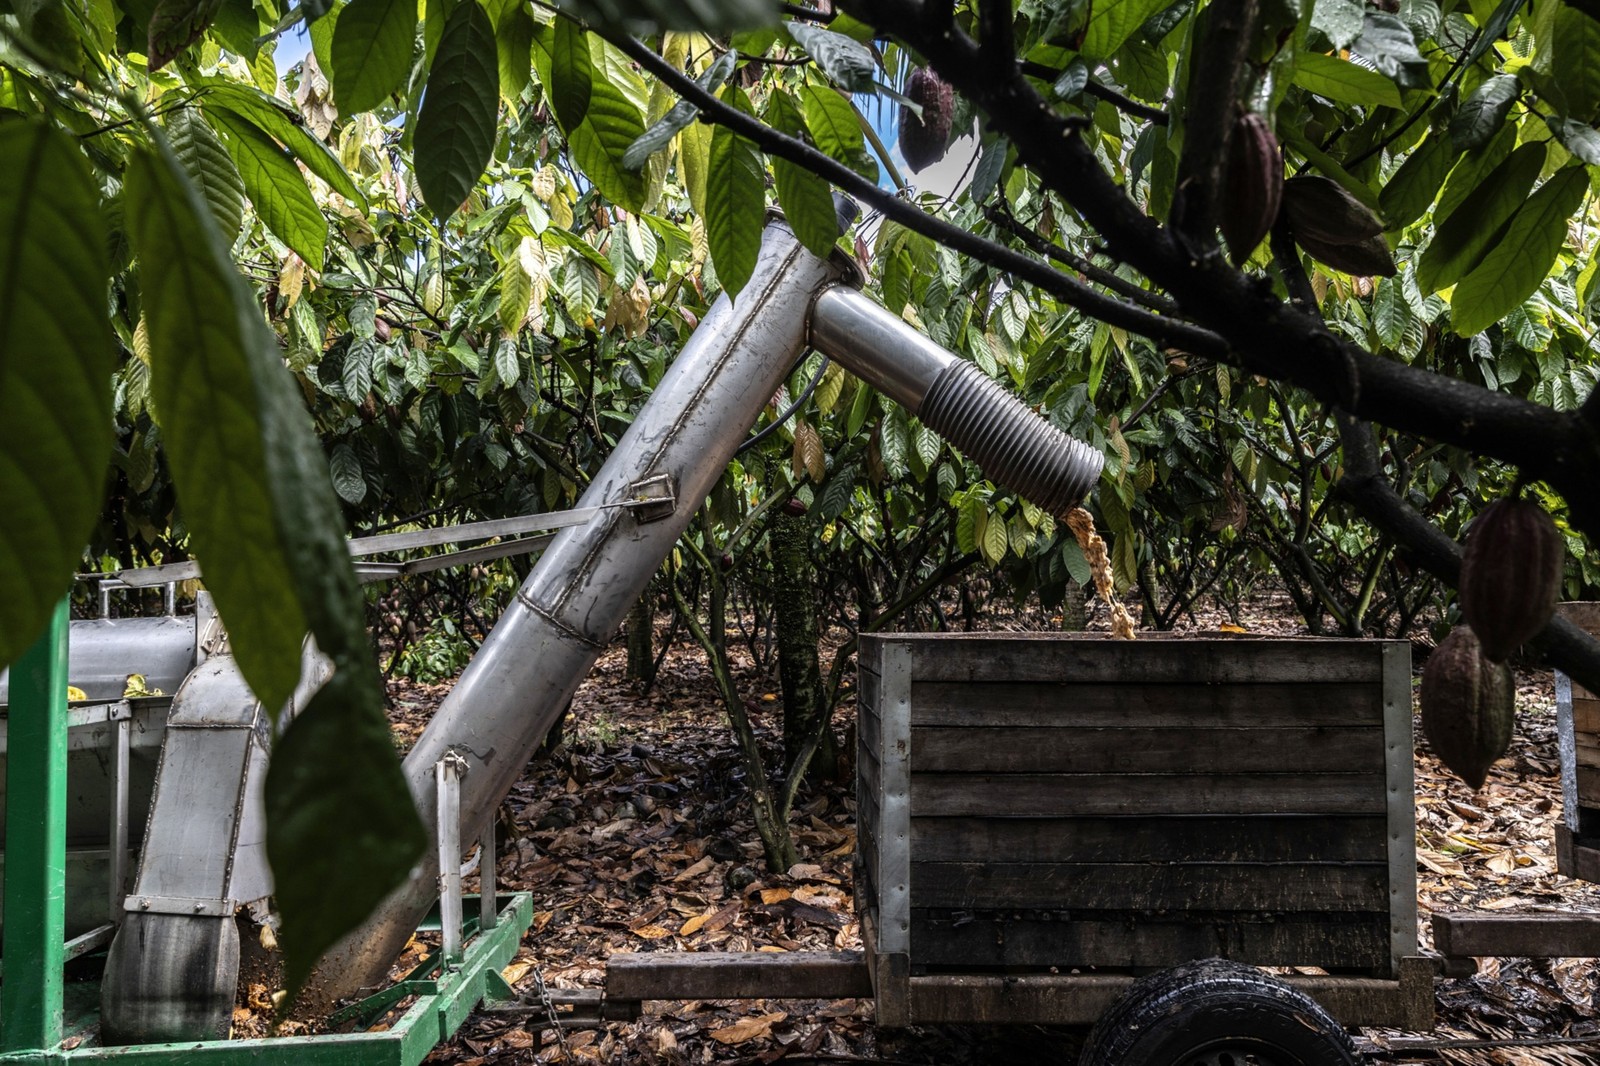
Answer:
710, 1011, 786, 1045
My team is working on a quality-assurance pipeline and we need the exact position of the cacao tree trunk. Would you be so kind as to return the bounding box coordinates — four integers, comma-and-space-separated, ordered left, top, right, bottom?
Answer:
771, 511, 839, 780
625, 585, 655, 685
1060, 577, 1088, 631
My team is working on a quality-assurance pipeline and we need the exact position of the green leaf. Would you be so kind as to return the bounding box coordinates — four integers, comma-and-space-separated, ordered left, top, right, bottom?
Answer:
680, 111, 714, 217
148, 0, 220, 69
166, 107, 245, 237
331, 0, 417, 114
415, 0, 499, 218
707, 86, 765, 297
1553, 5, 1600, 122
493, 0, 535, 101
1371, 277, 1408, 348
785, 21, 875, 92
1545, 115, 1600, 166
1416, 140, 1544, 295
765, 90, 838, 258
207, 106, 329, 270
328, 443, 366, 503
1082, 0, 1168, 59
555, 0, 776, 33
1351, 13, 1429, 88
1292, 51, 1402, 108
1310, 0, 1364, 49
550, 18, 593, 131
201, 81, 367, 208
127, 144, 425, 999
622, 50, 735, 171
0, 123, 113, 671
1378, 132, 1458, 229
1434, 119, 1514, 221
567, 59, 648, 211
800, 83, 875, 182
981, 506, 1009, 565
1447, 74, 1517, 150
1450, 166, 1588, 336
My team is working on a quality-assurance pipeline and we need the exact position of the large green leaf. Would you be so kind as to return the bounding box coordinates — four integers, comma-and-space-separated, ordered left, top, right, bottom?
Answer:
623, 50, 735, 171
125, 144, 424, 998
1351, 13, 1428, 88
550, 18, 593, 131
414, 0, 499, 218
764, 90, 837, 258
330, 0, 417, 114
0, 123, 112, 670
1447, 74, 1518, 150
166, 106, 245, 237
800, 83, 875, 182
555, 0, 775, 32
567, 47, 648, 211
207, 105, 329, 269
1434, 119, 1514, 220
490, 0, 535, 101
1310, 0, 1364, 49
1547, 115, 1600, 165
1554, 5, 1600, 122
1450, 166, 1588, 336
1415, 140, 1544, 295
148, 0, 220, 69
201, 81, 367, 208
1081, 0, 1168, 59
785, 21, 875, 92
1378, 131, 1458, 230
706, 86, 765, 296
1292, 52, 1402, 108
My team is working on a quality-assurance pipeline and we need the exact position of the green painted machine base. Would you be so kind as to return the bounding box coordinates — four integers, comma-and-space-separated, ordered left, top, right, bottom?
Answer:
0, 892, 534, 1066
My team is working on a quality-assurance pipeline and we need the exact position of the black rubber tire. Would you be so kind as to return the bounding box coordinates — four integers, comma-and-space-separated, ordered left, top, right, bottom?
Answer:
1078, 959, 1364, 1066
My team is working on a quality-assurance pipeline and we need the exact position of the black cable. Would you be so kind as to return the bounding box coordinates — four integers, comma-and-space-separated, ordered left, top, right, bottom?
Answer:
736, 353, 831, 456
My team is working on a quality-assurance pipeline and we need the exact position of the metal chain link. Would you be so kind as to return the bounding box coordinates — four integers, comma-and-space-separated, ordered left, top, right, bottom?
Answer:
529, 963, 572, 1061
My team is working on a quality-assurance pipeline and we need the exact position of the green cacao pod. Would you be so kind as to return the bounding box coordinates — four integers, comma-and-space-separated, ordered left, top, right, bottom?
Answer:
1220, 112, 1283, 265
1420, 625, 1513, 791
899, 68, 954, 173
1458, 498, 1564, 662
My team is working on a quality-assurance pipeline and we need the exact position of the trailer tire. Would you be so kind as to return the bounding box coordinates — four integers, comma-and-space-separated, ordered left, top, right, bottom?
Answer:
1078, 959, 1363, 1066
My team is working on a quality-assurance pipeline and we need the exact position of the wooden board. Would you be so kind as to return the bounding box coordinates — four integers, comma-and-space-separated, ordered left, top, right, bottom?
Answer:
911, 910, 1391, 970
910, 815, 1389, 865
1433, 911, 1600, 958
1573, 697, 1600, 736
910, 725, 1384, 775
1579, 766, 1600, 807
910, 772, 1387, 818
606, 951, 872, 1002
909, 681, 1383, 729
868, 635, 1386, 685
909, 861, 1390, 912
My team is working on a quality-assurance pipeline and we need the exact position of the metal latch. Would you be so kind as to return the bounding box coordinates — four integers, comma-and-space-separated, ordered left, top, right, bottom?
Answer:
625, 474, 677, 524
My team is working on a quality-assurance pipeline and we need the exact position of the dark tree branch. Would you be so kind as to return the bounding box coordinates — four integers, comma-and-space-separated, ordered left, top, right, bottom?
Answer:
603, 30, 1225, 357
983, 202, 1181, 315
1020, 59, 1170, 124
1171, 0, 1260, 254
978, 0, 1015, 74
841, 0, 1600, 542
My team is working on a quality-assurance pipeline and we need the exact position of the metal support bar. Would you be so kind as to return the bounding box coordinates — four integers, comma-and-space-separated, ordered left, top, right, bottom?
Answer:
435, 753, 468, 965
479, 818, 496, 933
109, 714, 131, 920
1, 598, 70, 1054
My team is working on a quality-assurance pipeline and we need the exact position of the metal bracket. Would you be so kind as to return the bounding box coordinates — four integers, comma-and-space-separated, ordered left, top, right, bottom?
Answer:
124, 894, 233, 917
624, 474, 677, 524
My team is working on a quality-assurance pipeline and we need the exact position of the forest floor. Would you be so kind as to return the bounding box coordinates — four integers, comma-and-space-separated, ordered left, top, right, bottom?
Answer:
365, 594, 1600, 1065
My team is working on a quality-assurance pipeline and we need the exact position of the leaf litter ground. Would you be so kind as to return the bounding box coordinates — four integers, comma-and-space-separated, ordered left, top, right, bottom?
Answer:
359, 601, 1600, 1064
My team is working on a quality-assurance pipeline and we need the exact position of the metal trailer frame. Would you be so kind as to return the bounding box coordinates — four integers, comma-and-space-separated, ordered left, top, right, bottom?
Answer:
0, 603, 534, 1065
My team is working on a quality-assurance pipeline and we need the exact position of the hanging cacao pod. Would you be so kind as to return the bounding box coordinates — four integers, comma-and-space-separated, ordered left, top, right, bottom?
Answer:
1458, 498, 1564, 662
1220, 112, 1283, 265
1292, 229, 1398, 277
1420, 626, 1514, 790
899, 68, 955, 173
1282, 175, 1385, 245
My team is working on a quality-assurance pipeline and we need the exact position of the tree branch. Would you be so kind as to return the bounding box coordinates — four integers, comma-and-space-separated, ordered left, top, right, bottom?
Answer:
983, 202, 1180, 315
1019, 60, 1170, 124
603, 30, 1224, 357
1171, 0, 1260, 254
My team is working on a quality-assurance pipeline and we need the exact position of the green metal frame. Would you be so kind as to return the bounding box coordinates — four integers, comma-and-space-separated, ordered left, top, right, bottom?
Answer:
1, 599, 534, 1065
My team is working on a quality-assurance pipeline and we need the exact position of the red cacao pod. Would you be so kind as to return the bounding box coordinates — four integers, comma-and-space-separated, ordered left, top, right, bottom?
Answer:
1420, 625, 1513, 791
1220, 112, 1283, 265
783, 498, 808, 517
899, 68, 954, 173
1458, 498, 1564, 662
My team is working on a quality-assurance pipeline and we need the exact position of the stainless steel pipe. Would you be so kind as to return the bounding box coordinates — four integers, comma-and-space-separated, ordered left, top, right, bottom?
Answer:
312, 219, 856, 1000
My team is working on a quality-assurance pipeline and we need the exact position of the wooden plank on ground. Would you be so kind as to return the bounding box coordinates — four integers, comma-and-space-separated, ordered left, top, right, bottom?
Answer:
877, 636, 1385, 686
1433, 912, 1600, 958
909, 682, 1383, 729
910, 725, 1383, 775
910, 910, 1391, 970
909, 861, 1389, 912
606, 951, 871, 1002
910, 772, 1387, 818
911, 815, 1389, 864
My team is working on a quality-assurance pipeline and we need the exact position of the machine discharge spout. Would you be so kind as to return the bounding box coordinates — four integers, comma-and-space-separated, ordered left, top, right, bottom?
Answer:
307, 216, 1103, 1007
809, 285, 1103, 517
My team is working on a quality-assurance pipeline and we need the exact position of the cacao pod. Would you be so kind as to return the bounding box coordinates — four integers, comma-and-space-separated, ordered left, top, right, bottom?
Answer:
1282, 175, 1385, 245
783, 497, 809, 517
1458, 498, 1564, 662
1420, 625, 1514, 791
1220, 112, 1283, 265
1292, 229, 1398, 277
899, 68, 954, 173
